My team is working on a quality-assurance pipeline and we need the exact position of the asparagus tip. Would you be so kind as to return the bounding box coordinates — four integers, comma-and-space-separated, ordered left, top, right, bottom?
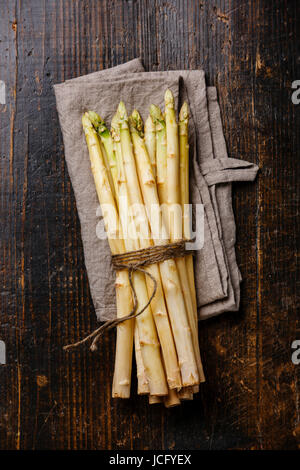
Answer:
150, 104, 163, 123
111, 113, 118, 129
111, 113, 120, 141
87, 110, 107, 135
87, 110, 100, 122
117, 101, 127, 120
82, 113, 93, 130
164, 88, 174, 107
130, 109, 144, 136
145, 114, 155, 130
179, 101, 189, 122
131, 108, 140, 120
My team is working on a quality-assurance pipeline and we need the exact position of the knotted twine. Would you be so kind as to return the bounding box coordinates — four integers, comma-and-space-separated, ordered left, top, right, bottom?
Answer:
63, 240, 193, 352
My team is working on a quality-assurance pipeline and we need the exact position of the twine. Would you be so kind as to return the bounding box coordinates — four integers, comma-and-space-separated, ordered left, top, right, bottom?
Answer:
63, 240, 193, 352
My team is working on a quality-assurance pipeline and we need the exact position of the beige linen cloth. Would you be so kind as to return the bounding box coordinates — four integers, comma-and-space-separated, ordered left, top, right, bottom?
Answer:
54, 58, 258, 322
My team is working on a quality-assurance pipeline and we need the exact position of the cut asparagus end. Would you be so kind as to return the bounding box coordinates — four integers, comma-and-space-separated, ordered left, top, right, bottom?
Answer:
164, 88, 175, 108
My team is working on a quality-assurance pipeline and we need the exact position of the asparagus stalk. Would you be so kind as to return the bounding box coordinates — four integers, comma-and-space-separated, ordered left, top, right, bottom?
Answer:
134, 326, 150, 395
178, 102, 197, 324
110, 114, 150, 396
84, 113, 167, 397
115, 110, 169, 396
82, 114, 133, 398
87, 112, 117, 202
113, 269, 134, 397
149, 105, 168, 231
178, 386, 194, 400
179, 103, 191, 242
151, 105, 197, 397
179, 103, 196, 311
87, 111, 148, 396
164, 90, 204, 386
113, 109, 181, 391
144, 115, 156, 178
112, 114, 152, 395
164, 388, 181, 408
149, 395, 163, 404
143, 109, 192, 399
179, 102, 205, 384
114, 114, 169, 397
112, 110, 169, 396
88, 111, 145, 396
128, 108, 199, 387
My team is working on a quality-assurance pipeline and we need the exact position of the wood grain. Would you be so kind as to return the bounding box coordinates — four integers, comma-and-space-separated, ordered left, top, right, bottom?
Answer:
0, 0, 299, 450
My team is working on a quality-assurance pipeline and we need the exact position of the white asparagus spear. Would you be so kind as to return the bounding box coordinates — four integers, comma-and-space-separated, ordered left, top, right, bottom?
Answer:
112, 112, 181, 391
164, 91, 204, 384
144, 115, 156, 179
150, 104, 197, 397
82, 114, 133, 398
164, 388, 181, 408
179, 102, 205, 385
83, 113, 167, 397
87, 112, 147, 395
127, 107, 199, 387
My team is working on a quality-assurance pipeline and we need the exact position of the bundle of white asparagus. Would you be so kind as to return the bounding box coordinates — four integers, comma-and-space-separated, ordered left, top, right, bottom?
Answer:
82, 90, 205, 407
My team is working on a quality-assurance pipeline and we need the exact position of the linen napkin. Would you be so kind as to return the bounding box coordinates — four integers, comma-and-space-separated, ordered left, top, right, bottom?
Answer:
54, 58, 258, 322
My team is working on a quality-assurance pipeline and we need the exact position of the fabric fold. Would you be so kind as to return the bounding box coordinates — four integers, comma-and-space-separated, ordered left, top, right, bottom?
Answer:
200, 157, 259, 186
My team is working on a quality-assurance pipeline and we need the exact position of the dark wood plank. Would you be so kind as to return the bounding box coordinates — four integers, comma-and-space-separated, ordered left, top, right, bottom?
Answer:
248, 0, 299, 450
0, 0, 299, 450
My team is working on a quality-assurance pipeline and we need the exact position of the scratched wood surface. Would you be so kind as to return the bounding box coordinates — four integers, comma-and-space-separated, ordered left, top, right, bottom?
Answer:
0, 0, 299, 450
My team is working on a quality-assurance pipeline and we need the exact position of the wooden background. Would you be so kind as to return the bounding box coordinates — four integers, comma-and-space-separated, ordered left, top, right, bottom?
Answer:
0, 0, 299, 450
